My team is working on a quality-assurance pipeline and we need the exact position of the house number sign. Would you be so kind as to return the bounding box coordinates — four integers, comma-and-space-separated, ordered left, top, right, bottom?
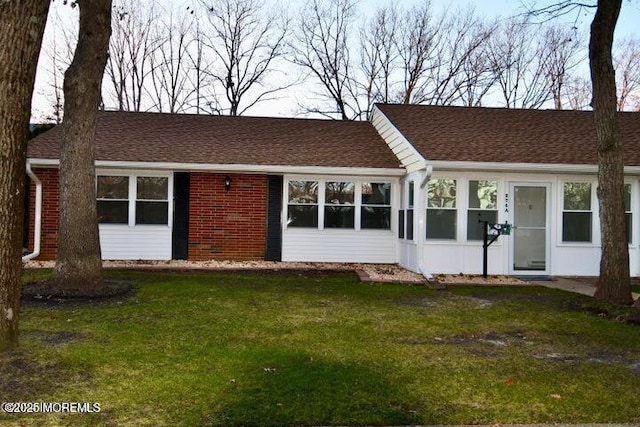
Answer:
504, 193, 509, 214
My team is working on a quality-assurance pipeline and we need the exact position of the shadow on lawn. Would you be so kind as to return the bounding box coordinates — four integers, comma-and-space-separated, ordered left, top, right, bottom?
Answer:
204, 349, 422, 426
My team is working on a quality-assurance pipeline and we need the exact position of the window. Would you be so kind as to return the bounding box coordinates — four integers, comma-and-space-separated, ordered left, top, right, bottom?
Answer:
562, 182, 592, 242
427, 179, 457, 240
325, 181, 355, 228
361, 183, 391, 229
287, 181, 318, 227
625, 183, 632, 244
136, 177, 169, 225
97, 176, 129, 224
467, 180, 498, 240
96, 173, 171, 226
406, 181, 414, 240
398, 182, 405, 238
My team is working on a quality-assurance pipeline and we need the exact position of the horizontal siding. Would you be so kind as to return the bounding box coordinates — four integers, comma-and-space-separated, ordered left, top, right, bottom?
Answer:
99, 225, 172, 260
282, 229, 395, 263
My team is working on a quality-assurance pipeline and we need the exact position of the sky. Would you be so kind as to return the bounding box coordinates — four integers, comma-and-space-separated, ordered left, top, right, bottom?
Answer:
31, 0, 640, 120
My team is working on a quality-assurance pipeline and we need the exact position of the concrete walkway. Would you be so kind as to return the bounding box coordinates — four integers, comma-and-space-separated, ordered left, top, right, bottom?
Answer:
533, 277, 640, 300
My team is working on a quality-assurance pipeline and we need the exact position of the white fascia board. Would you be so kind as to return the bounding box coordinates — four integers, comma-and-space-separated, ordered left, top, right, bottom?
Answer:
428, 160, 640, 176
27, 158, 406, 177
371, 106, 427, 171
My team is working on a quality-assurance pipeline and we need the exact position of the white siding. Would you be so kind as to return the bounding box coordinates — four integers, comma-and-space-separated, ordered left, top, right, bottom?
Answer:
282, 229, 395, 263
99, 225, 172, 260
401, 171, 640, 277
371, 108, 426, 173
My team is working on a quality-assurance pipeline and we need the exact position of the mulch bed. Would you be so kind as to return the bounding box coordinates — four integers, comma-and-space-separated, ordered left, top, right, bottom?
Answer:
21, 279, 136, 307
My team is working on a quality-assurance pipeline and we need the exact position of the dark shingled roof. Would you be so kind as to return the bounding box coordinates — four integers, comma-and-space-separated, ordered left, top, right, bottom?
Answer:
376, 104, 640, 166
28, 111, 402, 170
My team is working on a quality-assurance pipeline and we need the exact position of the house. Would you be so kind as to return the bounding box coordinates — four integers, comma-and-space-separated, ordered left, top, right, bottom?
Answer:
25, 104, 640, 277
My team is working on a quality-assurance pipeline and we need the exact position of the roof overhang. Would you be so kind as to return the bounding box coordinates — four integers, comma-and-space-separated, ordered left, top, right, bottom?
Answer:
426, 160, 640, 176
27, 158, 406, 177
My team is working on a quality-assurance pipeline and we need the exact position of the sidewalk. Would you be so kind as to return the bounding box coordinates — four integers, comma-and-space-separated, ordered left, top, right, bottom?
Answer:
534, 276, 640, 300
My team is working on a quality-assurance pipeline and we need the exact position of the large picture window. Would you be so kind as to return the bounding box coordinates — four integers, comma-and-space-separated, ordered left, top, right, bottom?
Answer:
562, 182, 592, 242
97, 176, 129, 224
467, 180, 498, 240
361, 182, 391, 229
427, 179, 457, 240
287, 181, 318, 227
325, 181, 355, 228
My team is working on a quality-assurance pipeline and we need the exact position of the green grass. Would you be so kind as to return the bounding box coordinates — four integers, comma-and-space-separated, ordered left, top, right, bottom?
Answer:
2, 270, 640, 426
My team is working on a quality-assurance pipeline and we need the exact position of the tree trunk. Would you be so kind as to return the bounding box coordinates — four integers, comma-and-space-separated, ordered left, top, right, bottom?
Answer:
0, 2, 50, 351
48, 0, 113, 292
589, 0, 634, 305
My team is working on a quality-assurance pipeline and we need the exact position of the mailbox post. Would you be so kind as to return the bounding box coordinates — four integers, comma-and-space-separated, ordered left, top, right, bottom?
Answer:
481, 220, 512, 279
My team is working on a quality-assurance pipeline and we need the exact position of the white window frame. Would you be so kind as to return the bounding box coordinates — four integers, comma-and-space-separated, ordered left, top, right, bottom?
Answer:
426, 178, 458, 241
560, 180, 594, 244
466, 179, 499, 242
283, 176, 395, 232
96, 170, 173, 228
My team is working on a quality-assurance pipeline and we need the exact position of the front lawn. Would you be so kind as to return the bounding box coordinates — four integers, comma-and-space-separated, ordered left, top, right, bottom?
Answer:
2, 270, 640, 426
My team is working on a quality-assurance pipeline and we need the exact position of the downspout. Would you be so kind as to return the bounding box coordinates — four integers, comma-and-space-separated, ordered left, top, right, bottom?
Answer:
418, 163, 434, 281
22, 162, 42, 262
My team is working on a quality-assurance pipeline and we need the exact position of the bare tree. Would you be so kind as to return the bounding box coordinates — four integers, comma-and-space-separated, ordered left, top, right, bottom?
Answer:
613, 37, 640, 111
564, 75, 592, 109
539, 24, 583, 109
35, 6, 78, 124
455, 20, 499, 107
47, 0, 113, 292
105, 0, 159, 112
0, 0, 50, 351
395, 1, 442, 105
199, 0, 290, 116
149, 8, 194, 113
292, 0, 362, 120
486, 17, 551, 108
428, 8, 494, 106
358, 4, 400, 112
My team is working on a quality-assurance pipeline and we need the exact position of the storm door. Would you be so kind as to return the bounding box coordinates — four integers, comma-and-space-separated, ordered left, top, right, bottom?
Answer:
510, 184, 550, 274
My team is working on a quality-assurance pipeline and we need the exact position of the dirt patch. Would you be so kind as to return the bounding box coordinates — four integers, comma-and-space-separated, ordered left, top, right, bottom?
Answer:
21, 279, 136, 307
0, 350, 90, 402
22, 329, 85, 346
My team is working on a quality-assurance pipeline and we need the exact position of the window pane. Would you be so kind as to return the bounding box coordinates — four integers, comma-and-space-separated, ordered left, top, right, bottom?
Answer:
626, 212, 632, 244
97, 200, 128, 224
469, 180, 497, 209
408, 182, 414, 208
324, 206, 354, 228
288, 205, 318, 227
467, 210, 498, 240
562, 212, 592, 242
625, 184, 631, 212
427, 209, 457, 239
288, 181, 318, 204
97, 176, 128, 199
361, 207, 391, 229
564, 182, 591, 210
137, 177, 168, 200
362, 183, 391, 205
428, 179, 457, 208
136, 201, 168, 225
325, 182, 355, 205
398, 210, 405, 238
406, 209, 414, 240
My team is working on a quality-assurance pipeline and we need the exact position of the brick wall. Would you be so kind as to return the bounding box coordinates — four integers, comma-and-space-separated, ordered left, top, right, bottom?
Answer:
27, 167, 59, 260
188, 172, 268, 260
